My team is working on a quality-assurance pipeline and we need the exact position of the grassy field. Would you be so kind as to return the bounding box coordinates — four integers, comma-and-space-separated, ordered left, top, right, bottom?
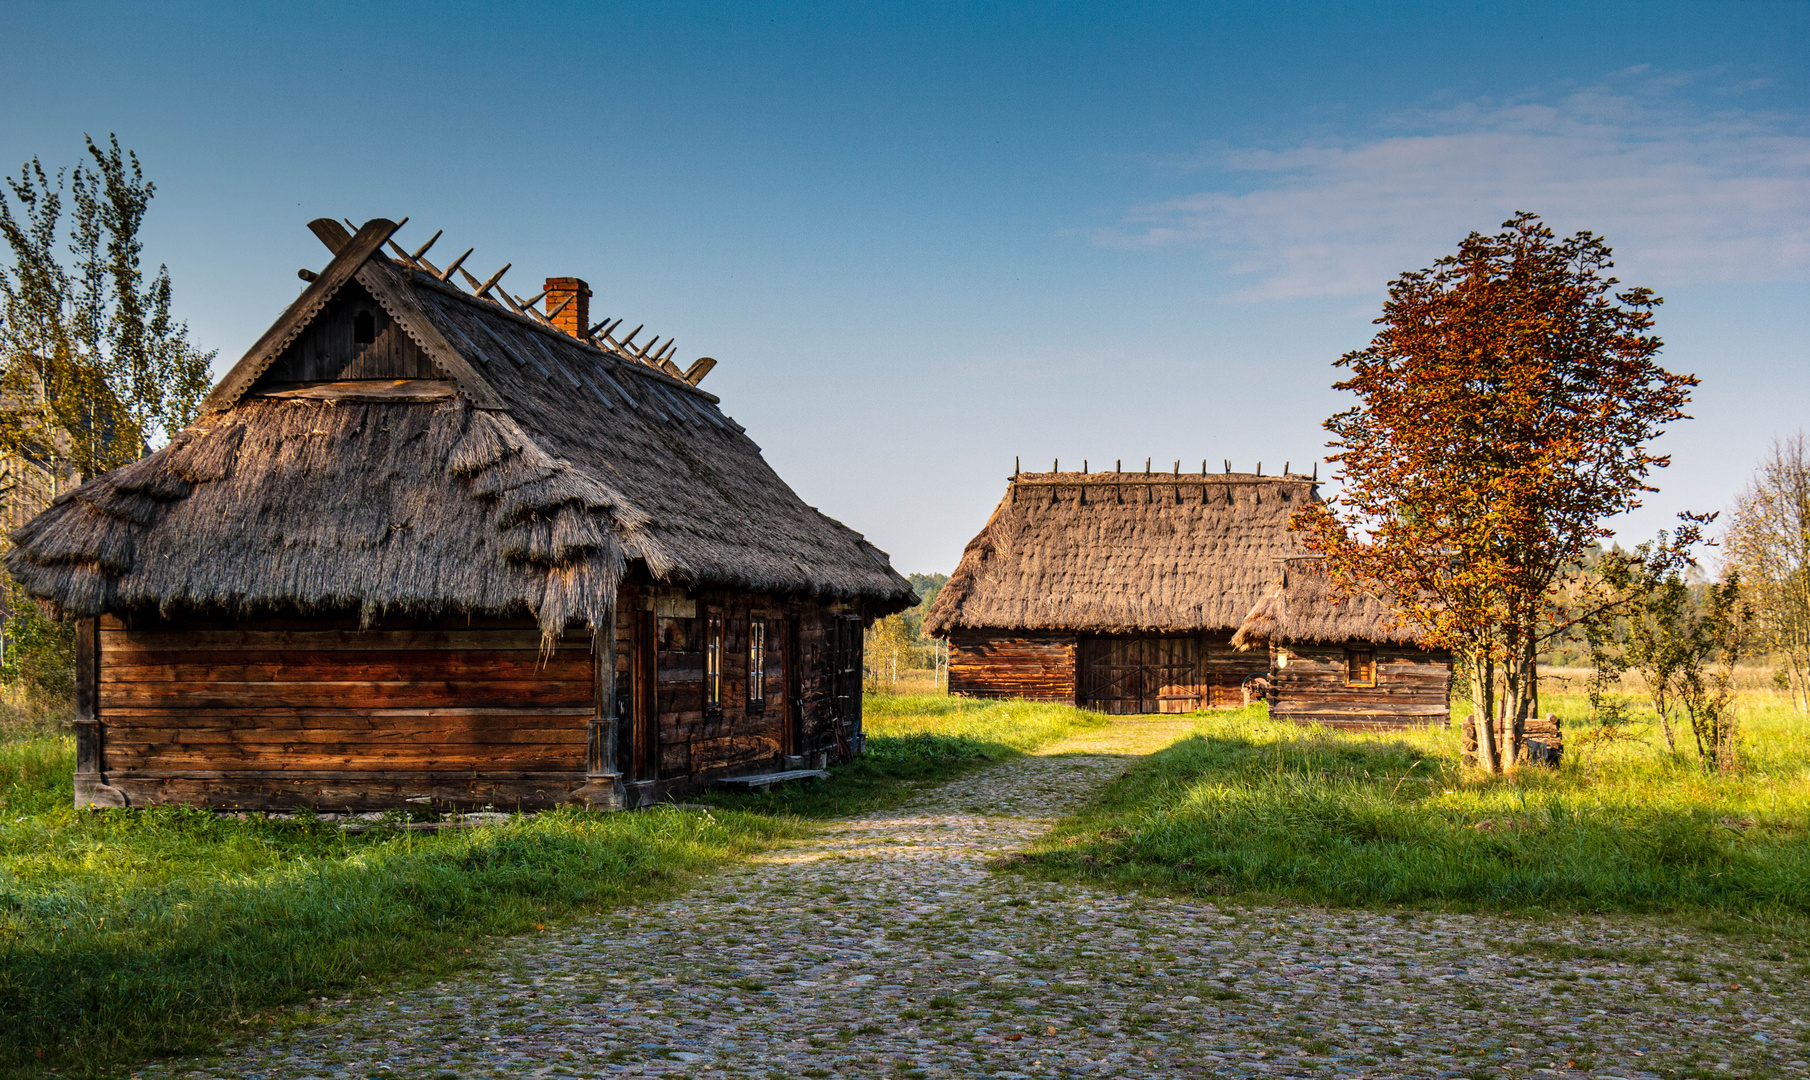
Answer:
1016, 692, 1810, 934
701, 693, 1110, 817
0, 734, 796, 1079
0, 691, 1100, 1078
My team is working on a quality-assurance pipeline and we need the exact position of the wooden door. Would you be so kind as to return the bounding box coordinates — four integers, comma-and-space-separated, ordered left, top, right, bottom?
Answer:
631, 608, 657, 780
1081, 635, 1201, 714
828, 614, 863, 755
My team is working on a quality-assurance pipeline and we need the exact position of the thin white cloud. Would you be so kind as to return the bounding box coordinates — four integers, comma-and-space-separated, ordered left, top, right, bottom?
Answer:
1097, 71, 1810, 302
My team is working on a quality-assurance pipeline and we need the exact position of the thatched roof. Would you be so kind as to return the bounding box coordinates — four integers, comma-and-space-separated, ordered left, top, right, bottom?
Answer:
923, 470, 1321, 636
1230, 558, 1422, 648
8, 218, 912, 632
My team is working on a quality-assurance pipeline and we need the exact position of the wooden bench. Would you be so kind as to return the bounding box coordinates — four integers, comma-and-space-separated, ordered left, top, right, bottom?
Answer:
709, 769, 829, 794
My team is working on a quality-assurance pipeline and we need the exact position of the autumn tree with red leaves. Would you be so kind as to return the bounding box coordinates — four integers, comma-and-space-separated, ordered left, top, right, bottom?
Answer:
1295, 213, 1697, 773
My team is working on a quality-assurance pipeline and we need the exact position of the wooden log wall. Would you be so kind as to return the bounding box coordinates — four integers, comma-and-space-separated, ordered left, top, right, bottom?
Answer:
93, 612, 594, 810
613, 582, 861, 798
1267, 643, 1452, 728
947, 630, 1078, 703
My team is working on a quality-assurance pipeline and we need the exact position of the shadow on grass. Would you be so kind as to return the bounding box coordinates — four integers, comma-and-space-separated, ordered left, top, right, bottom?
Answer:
0, 736, 794, 1080
1012, 726, 1810, 928
698, 732, 1010, 819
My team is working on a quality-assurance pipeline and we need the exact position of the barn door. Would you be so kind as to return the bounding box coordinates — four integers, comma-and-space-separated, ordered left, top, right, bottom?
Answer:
1149, 636, 1201, 713
1081, 635, 1201, 714
1080, 637, 1142, 715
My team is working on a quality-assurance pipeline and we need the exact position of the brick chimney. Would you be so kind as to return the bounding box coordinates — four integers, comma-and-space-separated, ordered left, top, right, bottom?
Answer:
542, 276, 591, 340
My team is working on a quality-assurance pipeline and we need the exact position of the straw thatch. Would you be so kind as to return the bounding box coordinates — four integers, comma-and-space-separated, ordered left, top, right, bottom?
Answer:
8, 231, 912, 632
1230, 558, 1422, 648
923, 470, 1320, 636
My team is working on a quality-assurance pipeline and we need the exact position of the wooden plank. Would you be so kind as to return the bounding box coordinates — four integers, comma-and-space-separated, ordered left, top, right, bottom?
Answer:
248, 379, 456, 402
106, 725, 588, 746
105, 774, 586, 811
100, 706, 592, 723
690, 733, 781, 771
104, 745, 585, 770
103, 652, 589, 682
102, 628, 579, 652
99, 680, 593, 710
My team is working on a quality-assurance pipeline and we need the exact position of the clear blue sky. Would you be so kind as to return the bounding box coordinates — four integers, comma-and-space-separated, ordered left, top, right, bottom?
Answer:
4, 1, 1806, 575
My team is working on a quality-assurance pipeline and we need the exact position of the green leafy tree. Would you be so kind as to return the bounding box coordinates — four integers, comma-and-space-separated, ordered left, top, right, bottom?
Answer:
1726, 433, 1810, 714
0, 135, 214, 702
0, 134, 215, 474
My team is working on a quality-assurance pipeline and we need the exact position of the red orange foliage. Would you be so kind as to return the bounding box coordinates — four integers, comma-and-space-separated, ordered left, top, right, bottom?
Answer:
1295, 213, 1697, 772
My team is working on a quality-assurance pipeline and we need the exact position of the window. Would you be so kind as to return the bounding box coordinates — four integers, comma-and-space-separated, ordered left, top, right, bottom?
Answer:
353, 309, 376, 344
1345, 647, 1376, 688
748, 619, 766, 705
704, 613, 723, 710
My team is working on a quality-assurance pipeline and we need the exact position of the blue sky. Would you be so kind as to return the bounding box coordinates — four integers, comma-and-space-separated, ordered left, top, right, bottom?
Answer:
3, 1, 1806, 574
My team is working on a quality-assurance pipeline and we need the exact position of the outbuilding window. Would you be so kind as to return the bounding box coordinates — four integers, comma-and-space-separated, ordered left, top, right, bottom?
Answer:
748, 619, 766, 706
1345, 647, 1376, 688
705, 612, 724, 712
353, 309, 376, 344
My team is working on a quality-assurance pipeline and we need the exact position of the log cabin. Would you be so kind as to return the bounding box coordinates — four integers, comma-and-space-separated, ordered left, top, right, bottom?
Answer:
7, 217, 914, 811
922, 465, 1320, 713
1231, 557, 1452, 728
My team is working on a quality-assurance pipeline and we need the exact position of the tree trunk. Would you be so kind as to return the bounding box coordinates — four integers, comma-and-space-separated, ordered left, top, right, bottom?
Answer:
1470, 652, 1500, 773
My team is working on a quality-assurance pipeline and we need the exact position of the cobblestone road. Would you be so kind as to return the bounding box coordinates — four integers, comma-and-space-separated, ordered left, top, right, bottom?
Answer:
147, 717, 1808, 1079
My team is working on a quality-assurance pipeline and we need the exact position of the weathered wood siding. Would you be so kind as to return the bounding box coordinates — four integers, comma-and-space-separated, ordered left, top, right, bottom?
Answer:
613, 582, 864, 801
1268, 642, 1452, 728
1076, 631, 1268, 714
258, 279, 440, 384
947, 630, 1078, 703
93, 612, 593, 809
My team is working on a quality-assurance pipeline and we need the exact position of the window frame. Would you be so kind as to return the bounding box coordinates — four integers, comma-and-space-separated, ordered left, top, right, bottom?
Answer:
1344, 646, 1377, 688
747, 618, 767, 707
704, 611, 724, 715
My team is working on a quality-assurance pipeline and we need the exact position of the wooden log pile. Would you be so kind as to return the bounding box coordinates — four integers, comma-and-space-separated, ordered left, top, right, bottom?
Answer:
1462, 711, 1564, 767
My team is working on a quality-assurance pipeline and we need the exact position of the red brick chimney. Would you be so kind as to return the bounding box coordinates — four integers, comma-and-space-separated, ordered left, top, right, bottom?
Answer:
542, 276, 591, 339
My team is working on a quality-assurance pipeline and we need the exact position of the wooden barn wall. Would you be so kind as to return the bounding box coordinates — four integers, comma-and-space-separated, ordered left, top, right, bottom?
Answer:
93, 612, 593, 810
1268, 643, 1452, 728
613, 582, 863, 791
258, 280, 441, 384
947, 630, 1078, 703
1077, 631, 1268, 714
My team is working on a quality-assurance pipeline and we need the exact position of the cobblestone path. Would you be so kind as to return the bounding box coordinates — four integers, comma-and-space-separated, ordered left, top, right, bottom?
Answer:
148, 717, 1807, 1080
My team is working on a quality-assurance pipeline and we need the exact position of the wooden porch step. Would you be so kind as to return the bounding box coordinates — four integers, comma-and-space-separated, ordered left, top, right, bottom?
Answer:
710, 769, 829, 793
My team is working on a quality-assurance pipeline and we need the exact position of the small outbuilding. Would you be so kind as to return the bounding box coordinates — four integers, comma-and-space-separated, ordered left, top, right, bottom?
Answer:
923, 466, 1319, 713
8, 217, 914, 811
1231, 557, 1452, 728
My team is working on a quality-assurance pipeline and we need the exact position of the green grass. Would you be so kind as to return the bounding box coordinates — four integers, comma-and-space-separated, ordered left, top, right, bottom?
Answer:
1016, 694, 1810, 930
701, 693, 1111, 818
0, 734, 795, 1079
0, 692, 1101, 1077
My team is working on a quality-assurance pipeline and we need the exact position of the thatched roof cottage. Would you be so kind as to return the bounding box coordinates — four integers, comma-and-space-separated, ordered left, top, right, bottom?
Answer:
9, 217, 913, 810
923, 466, 1319, 713
1231, 558, 1452, 727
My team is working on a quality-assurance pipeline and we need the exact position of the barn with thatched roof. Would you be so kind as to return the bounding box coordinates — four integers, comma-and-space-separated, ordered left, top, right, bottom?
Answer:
1231, 557, 1452, 727
922, 465, 1319, 713
8, 217, 913, 811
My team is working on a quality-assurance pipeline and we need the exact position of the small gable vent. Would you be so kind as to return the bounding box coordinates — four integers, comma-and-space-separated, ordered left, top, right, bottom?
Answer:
353, 309, 376, 345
